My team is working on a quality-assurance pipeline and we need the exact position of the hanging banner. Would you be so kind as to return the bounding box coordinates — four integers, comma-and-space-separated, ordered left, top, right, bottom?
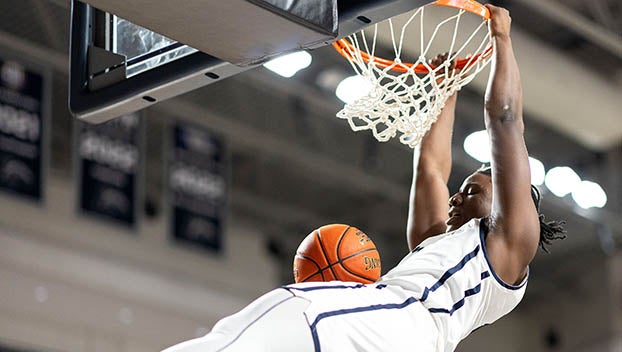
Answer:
169, 121, 227, 252
0, 60, 45, 201
76, 113, 141, 226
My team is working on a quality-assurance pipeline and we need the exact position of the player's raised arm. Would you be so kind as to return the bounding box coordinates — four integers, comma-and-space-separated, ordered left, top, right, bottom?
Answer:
482, 5, 540, 285
406, 55, 456, 250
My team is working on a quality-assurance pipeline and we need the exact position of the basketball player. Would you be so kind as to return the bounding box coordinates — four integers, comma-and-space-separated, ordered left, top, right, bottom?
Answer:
162, 5, 565, 352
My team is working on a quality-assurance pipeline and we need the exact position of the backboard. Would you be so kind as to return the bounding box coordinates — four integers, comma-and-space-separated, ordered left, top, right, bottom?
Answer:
69, 0, 433, 123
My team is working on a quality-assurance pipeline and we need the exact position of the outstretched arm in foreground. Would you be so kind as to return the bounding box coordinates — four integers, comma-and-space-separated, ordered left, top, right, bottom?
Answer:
483, 5, 540, 285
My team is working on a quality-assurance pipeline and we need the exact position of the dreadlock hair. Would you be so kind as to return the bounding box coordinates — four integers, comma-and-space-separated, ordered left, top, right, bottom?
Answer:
476, 165, 567, 252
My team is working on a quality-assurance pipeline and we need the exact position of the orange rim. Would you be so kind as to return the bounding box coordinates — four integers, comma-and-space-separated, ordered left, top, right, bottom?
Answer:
431, 0, 490, 20
333, 0, 491, 74
333, 39, 492, 74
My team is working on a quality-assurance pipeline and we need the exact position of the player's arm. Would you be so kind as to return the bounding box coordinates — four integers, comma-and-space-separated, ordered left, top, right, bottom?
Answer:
483, 5, 540, 285
406, 65, 456, 250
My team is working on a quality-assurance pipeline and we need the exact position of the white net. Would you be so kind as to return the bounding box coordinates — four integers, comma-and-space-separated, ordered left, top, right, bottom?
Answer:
335, 4, 493, 148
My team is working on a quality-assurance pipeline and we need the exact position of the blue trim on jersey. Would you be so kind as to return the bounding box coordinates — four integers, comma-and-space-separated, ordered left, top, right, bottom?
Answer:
478, 220, 528, 290
310, 296, 420, 352
481, 271, 490, 280
420, 245, 480, 301
428, 283, 482, 315
284, 283, 365, 292
411, 245, 424, 253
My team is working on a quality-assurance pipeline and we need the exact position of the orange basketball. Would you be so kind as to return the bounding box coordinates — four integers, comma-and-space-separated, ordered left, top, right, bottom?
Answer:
293, 224, 381, 284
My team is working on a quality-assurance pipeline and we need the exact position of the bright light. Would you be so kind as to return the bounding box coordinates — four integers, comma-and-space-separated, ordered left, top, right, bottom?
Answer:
572, 181, 607, 209
545, 166, 581, 197
263, 51, 312, 78
528, 157, 545, 185
335, 75, 372, 103
463, 130, 490, 163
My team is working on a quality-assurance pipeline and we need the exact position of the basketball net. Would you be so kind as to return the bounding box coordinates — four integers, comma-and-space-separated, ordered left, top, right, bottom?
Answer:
333, 0, 492, 148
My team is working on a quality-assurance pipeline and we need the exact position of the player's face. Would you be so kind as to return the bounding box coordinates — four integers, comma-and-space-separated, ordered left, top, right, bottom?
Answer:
446, 172, 492, 232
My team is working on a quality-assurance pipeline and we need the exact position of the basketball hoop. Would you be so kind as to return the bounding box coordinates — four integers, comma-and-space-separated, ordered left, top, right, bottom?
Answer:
333, 0, 492, 148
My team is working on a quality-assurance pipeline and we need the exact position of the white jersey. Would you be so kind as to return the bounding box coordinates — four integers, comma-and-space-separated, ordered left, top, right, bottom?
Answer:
284, 218, 527, 352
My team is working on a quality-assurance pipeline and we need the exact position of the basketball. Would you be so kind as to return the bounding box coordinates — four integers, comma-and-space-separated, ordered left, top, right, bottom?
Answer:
293, 224, 381, 284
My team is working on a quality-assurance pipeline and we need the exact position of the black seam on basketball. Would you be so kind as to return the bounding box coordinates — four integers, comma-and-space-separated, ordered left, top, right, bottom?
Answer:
335, 225, 351, 262
338, 249, 380, 282
312, 249, 379, 281
339, 262, 377, 282
296, 254, 323, 282
316, 262, 376, 282
316, 229, 339, 280
332, 225, 354, 282
317, 262, 338, 271
339, 247, 376, 262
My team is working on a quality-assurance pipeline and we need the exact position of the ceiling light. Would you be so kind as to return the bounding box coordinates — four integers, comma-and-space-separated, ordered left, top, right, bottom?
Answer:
263, 51, 312, 78
545, 166, 581, 197
463, 130, 490, 163
316, 68, 347, 91
528, 157, 545, 185
572, 180, 607, 209
335, 75, 372, 104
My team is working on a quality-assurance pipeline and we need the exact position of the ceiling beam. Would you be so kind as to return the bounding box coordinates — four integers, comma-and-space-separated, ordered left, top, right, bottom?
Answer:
520, 0, 622, 58
47, 0, 70, 9
0, 30, 68, 73
588, 0, 618, 34
32, 0, 65, 51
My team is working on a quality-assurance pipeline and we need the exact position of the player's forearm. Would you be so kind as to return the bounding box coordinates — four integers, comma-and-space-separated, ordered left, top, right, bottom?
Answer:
407, 168, 450, 250
417, 93, 457, 181
484, 36, 523, 126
